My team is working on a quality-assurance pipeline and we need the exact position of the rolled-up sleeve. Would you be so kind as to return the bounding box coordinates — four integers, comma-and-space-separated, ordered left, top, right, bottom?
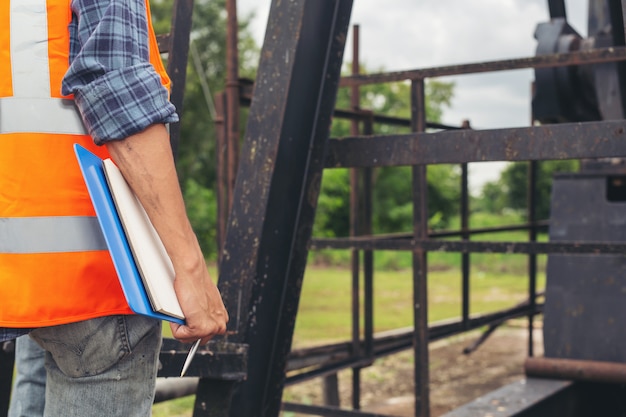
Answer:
62, 0, 178, 144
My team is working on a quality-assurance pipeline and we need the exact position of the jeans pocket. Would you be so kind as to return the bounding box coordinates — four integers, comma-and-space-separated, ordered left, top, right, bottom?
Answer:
30, 316, 131, 378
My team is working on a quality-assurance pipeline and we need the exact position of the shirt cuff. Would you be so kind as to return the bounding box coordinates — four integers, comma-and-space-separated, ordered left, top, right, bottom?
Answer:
73, 63, 179, 145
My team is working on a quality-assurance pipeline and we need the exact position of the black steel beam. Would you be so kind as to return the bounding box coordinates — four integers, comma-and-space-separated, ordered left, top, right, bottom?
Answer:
310, 237, 626, 255
216, 1, 353, 416
282, 402, 393, 417
158, 339, 247, 380
339, 46, 626, 87
0, 342, 15, 417
324, 120, 626, 168
284, 302, 543, 386
548, 0, 566, 19
165, 0, 194, 157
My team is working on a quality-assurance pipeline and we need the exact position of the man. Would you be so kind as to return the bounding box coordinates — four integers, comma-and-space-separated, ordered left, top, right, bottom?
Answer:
1, 0, 228, 415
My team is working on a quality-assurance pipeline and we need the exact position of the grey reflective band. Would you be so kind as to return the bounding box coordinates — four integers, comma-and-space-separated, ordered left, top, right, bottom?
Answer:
4, 0, 88, 135
0, 97, 88, 135
0, 217, 108, 254
11, 0, 50, 98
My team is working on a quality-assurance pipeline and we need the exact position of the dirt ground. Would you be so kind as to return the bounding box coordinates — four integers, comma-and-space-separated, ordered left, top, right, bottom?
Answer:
283, 322, 544, 416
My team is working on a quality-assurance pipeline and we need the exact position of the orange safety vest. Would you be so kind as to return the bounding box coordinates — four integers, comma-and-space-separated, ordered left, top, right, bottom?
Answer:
0, 0, 172, 327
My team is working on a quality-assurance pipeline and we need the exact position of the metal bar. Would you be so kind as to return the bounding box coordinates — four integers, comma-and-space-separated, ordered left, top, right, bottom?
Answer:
460, 120, 471, 329
612, 1, 626, 48
411, 79, 430, 417
214, 91, 228, 263
332, 108, 463, 130
217, 1, 354, 416
323, 374, 341, 407
547, 0, 566, 19
310, 221, 549, 246
430, 222, 549, 238
527, 160, 538, 357
282, 402, 395, 417
0, 341, 15, 417
284, 303, 543, 385
154, 378, 199, 403
462, 292, 544, 355
157, 339, 248, 380
349, 23, 362, 411
525, 357, 626, 384
611, 0, 626, 119
310, 237, 626, 255
193, 380, 237, 417
165, 0, 194, 156
339, 46, 626, 87
325, 120, 626, 168
225, 0, 240, 218
362, 115, 375, 360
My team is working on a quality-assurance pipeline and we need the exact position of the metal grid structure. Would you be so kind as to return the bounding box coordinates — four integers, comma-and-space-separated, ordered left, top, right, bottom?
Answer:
4, 1, 626, 417
213, 1, 626, 416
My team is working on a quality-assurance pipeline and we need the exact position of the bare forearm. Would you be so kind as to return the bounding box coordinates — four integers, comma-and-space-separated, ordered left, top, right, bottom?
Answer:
105, 124, 201, 271
105, 124, 228, 342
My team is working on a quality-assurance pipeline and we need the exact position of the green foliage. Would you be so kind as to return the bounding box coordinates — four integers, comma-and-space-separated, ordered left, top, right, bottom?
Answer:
313, 169, 351, 238
314, 68, 458, 239
150, 0, 258, 260
152, 5, 459, 255
477, 160, 580, 219
183, 178, 217, 256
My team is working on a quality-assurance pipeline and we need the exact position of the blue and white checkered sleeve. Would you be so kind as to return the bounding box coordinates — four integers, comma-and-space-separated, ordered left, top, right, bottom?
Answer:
62, 0, 178, 144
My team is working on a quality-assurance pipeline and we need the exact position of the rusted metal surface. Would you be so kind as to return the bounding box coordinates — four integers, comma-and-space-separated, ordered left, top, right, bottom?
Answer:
158, 339, 248, 381
544, 173, 626, 364
349, 24, 364, 410
310, 235, 626, 255
285, 301, 542, 386
215, 1, 354, 416
440, 378, 574, 417
325, 120, 626, 168
164, 0, 194, 156
411, 79, 430, 417
214, 91, 228, 261
526, 357, 626, 384
207, 2, 626, 416
225, 0, 240, 216
339, 46, 626, 87
282, 403, 393, 417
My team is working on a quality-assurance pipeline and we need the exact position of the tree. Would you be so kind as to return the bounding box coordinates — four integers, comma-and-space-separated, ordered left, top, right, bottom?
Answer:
477, 160, 580, 219
313, 65, 458, 237
151, 0, 258, 257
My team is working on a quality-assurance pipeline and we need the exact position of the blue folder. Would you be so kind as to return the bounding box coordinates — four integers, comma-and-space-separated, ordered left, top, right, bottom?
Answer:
74, 144, 185, 324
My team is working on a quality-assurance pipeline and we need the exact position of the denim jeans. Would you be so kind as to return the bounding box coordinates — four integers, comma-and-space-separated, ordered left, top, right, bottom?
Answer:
9, 335, 46, 417
23, 315, 161, 417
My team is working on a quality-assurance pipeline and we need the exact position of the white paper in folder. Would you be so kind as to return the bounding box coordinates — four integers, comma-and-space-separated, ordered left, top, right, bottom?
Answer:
102, 158, 185, 320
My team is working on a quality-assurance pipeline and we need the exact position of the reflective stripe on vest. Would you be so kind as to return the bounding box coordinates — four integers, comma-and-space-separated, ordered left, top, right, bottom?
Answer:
11, 0, 50, 97
0, 0, 170, 327
4, 0, 88, 135
0, 216, 107, 253
0, 97, 87, 134
3, 0, 93, 255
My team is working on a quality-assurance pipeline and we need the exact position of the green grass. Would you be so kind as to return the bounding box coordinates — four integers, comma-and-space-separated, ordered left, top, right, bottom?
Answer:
292, 264, 544, 346
154, 264, 545, 416
154, 212, 546, 415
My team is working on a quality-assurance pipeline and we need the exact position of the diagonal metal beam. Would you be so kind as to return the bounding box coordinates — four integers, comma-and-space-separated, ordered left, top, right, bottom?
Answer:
216, 0, 353, 416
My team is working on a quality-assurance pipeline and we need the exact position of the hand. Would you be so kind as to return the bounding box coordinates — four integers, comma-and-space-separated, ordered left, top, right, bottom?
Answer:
169, 260, 229, 345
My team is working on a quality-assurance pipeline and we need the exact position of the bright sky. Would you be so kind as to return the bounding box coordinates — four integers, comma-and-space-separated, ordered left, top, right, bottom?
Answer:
236, 0, 589, 193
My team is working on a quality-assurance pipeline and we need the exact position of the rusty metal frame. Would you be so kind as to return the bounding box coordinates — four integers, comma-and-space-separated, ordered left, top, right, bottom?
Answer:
211, 30, 626, 417
214, 1, 355, 417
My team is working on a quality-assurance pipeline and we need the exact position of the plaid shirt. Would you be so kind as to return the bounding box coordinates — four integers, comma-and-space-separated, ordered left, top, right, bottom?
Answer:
63, 0, 178, 144
0, 0, 178, 342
